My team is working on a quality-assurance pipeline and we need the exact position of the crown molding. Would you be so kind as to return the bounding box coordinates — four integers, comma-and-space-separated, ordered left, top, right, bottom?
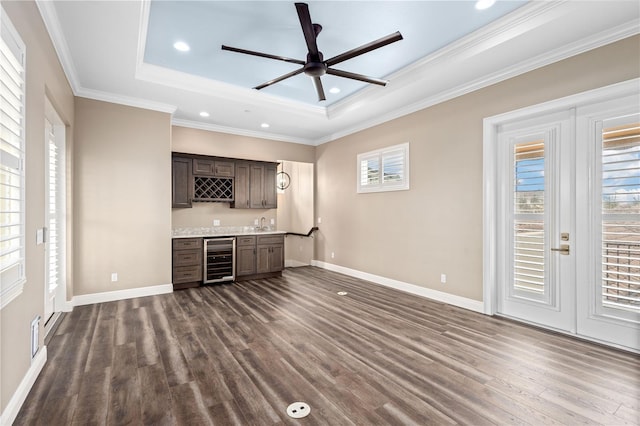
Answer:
35, 0, 80, 94
77, 88, 177, 114
315, 17, 640, 145
171, 118, 315, 146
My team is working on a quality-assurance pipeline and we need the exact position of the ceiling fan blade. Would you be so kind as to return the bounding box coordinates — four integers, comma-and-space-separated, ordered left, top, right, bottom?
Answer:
254, 68, 305, 90
312, 76, 326, 101
326, 68, 388, 86
222, 45, 305, 65
295, 3, 320, 57
325, 31, 403, 67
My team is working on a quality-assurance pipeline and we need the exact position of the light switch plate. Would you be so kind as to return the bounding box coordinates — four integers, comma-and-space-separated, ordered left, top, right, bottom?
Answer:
36, 228, 45, 245
213, 219, 220, 226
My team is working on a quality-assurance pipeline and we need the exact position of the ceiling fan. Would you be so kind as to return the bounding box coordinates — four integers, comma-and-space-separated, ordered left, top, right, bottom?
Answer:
221, 2, 403, 101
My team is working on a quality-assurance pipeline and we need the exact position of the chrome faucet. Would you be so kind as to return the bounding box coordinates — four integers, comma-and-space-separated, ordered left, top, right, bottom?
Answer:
259, 216, 266, 231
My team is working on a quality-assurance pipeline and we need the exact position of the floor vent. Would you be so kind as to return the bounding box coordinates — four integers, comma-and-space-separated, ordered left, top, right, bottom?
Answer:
286, 402, 311, 419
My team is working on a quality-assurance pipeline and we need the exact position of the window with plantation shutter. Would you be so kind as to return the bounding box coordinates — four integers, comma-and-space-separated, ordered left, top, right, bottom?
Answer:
0, 7, 26, 309
357, 143, 409, 193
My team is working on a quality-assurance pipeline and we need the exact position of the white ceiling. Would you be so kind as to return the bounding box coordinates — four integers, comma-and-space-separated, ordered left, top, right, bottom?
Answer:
37, 1, 639, 145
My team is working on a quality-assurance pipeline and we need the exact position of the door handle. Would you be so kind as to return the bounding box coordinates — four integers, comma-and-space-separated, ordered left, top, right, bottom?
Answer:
551, 244, 570, 255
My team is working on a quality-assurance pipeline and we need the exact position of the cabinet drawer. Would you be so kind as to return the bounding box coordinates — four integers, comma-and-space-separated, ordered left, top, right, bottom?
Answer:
257, 235, 284, 245
173, 238, 202, 250
237, 235, 256, 246
173, 265, 203, 283
173, 249, 202, 267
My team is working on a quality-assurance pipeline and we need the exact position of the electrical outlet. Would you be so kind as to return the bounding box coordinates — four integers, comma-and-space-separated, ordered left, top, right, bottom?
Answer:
254, 219, 259, 225
111, 272, 118, 282
318, 217, 322, 224
213, 219, 220, 226
270, 218, 275, 225
440, 274, 447, 284
331, 252, 335, 259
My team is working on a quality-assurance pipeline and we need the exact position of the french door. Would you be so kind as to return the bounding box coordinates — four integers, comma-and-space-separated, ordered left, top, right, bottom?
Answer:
496, 110, 576, 332
493, 89, 640, 351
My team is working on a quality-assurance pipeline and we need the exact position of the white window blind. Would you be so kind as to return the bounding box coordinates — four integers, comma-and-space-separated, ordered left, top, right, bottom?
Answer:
513, 139, 545, 296
0, 7, 26, 309
357, 143, 409, 193
601, 119, 640, 312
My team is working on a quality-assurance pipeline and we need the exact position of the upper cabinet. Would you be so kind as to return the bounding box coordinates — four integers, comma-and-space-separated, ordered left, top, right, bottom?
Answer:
236, 162, 277, 209
172, 152, 277, 209
193, 159, 235, 177
172, 155, 192, 208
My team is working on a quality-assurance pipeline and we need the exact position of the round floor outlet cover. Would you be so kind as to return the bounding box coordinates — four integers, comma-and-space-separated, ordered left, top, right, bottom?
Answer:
286, 402, 311, 419
337, 291, 348, 296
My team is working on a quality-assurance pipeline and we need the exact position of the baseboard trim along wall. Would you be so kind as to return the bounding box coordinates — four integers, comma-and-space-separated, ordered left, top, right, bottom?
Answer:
1, 347, 47, 426
71, 283, 173, 307
285, 259, 310, 268
310, 260, 484, 314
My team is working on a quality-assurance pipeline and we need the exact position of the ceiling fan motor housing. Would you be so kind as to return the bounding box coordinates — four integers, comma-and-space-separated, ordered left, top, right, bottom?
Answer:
304, 52, 327, 77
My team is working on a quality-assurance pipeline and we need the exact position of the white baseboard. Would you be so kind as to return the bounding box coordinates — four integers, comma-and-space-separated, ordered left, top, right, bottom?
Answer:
311, 260, 484, 314
285, 259, 310, 268
71, 283, 173, 307
0, 346, 47, 426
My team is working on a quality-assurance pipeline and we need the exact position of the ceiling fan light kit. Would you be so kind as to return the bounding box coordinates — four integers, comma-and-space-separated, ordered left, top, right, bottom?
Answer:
221, 2, 403, 102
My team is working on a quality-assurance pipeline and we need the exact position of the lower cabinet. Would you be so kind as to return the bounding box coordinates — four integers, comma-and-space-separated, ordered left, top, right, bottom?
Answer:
236, 235, 257, 277
235, 234, 284, 280
172, 238, 203, 289
172, 234, 284, 289
256, 235, 284, 274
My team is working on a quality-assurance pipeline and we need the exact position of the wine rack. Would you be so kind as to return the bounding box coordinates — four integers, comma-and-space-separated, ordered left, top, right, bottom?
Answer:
193, 176, 234, 202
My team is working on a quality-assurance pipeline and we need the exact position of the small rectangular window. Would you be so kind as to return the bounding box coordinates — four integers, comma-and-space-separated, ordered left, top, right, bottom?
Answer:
1, 6, 26, 309
357, 143, 409, 193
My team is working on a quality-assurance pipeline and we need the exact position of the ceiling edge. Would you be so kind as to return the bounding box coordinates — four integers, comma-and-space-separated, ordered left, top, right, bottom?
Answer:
35, 0, 80, 94
77, 88, 177, 114
171, 119, 316, 146
315, 18, 640, 145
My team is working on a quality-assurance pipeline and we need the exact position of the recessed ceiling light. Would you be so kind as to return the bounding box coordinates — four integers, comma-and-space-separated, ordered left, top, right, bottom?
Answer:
475, 0, 496, 10
199, 111, 210, 117
329, 87, 341, 94
173, 41, 190, 52
261, 123, 270, 128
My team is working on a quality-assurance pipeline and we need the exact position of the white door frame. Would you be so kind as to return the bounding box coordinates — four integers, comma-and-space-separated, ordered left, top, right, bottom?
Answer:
483, 79, 639, 318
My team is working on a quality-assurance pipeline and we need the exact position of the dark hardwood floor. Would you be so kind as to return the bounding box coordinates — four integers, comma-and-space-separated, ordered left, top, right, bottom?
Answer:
15, 266, 640, 425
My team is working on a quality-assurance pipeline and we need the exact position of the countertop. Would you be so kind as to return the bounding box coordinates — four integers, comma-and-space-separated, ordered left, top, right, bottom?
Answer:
172, 226, 286, 239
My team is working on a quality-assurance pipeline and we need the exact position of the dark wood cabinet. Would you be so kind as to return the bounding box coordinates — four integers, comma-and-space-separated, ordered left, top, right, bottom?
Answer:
234, 162, 277, 209
172, 238, 203, 289
171, 152, 277, 209
233, 162, 251, 209
193, 159, 235, 177
172, 156, 192, 208
236, 235, 256, 277
256, 235, 284, 274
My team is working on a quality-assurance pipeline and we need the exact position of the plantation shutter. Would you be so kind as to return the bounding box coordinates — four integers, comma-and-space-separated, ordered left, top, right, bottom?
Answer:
0, 8, 26, 308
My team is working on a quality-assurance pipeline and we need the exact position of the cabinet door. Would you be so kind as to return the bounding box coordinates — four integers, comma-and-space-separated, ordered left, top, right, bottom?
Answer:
233, 162, 251, 208
263, 164, 278, 208
236, 245, 256, 276
172, 157, 192, 208
214, 161, 235, 177
250, 164, 265, 208
193, 159, 216, 176
256, 244, 271, 274
269, 243, 284, 272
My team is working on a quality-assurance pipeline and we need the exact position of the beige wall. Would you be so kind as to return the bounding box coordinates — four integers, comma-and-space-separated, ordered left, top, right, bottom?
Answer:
1, 0, 75, 413
171, 126, 315, 230
73, 98, 172, 296
315, 35, 640, 301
